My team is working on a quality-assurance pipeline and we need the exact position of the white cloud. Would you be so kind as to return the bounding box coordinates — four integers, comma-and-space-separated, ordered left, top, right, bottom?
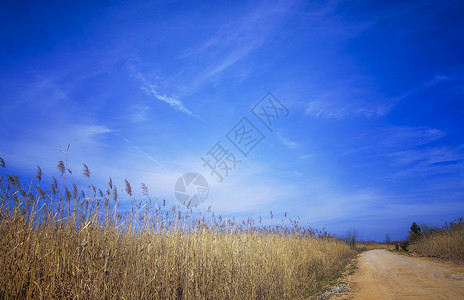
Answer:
74, 125, 113, 144
141, 85, 196, 117
378, 126, 446, 148
303, 70, 463, 120
276, 133, 298, 148
370, 126, 463, 178
128, 66, 197, 117
304, 95, 401, 119
387, 146, 464, 178
128, 104, 150, 122
176, 0, 298, 91
116, 133, 166, 170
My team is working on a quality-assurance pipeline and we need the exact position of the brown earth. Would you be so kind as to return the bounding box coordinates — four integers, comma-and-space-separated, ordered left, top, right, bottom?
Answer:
331, 249, 464, 300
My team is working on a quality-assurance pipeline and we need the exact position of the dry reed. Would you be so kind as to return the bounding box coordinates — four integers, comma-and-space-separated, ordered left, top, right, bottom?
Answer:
412, 218, 464, 260
0, 157, 356, 299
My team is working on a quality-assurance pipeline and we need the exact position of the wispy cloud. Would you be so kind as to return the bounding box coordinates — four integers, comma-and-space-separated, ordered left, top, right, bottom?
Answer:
204, 165, 302, 214
128, 104, 150, 122
304, 97, 399, 119
304, 69, 464, 120
303, 78, 404, 119
74, 125, 113, 145
178, 1, 297, 89
142, 85, 196, 117
0, 122, 114, 175
0, 73, 73, 117
372, 126, 463, 178
428, 72, 464, 85
378, 126, 446, 148
297, 154, 312, 160
276, 133, 298, 148
388, 146, 464, 178
128, 66, 197, 117
396, 71, 464, 100
116, 133, 166, 170
126, 2, 298, 115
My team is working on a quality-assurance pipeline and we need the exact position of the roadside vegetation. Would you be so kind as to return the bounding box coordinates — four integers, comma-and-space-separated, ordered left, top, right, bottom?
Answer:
390, 220, 464, 260
357, 241, 390, 251
0, 157, 357, 299
412, 218, 464, 260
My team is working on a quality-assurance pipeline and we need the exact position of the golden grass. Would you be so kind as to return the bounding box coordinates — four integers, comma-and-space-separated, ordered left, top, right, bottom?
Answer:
411, 218, 464, 260
357, 241, 390, 251
0, 158, 356, 299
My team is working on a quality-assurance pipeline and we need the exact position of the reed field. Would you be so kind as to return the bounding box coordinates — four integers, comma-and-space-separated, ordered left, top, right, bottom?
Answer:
412, 218, 464, 260
357, 241, 390, 251
0, 157, 357, 299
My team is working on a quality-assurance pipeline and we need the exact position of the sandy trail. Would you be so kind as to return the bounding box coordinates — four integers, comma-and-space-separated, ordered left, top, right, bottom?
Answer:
337, 250, 464, 300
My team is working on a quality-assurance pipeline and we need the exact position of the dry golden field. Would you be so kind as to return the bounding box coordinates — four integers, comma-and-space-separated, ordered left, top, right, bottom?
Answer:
357, 241, 390, 251
411, 218, 464, 260
0, 158, 357, 299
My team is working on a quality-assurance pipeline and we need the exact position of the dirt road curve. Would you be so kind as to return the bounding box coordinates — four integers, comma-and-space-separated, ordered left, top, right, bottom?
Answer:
338, 250, 464, 300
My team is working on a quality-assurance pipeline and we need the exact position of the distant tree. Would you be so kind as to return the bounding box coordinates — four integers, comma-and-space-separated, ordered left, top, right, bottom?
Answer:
345, 229, 358, 249
408, 222, 422, 241
419, 224, 438, 236
385, 234, 391, 245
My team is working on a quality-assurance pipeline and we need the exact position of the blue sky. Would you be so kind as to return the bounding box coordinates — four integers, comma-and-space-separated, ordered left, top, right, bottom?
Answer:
1, 0, 463, 240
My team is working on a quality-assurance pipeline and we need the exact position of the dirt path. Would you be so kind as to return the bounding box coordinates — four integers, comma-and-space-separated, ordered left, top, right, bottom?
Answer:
334, 250, 464, 300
